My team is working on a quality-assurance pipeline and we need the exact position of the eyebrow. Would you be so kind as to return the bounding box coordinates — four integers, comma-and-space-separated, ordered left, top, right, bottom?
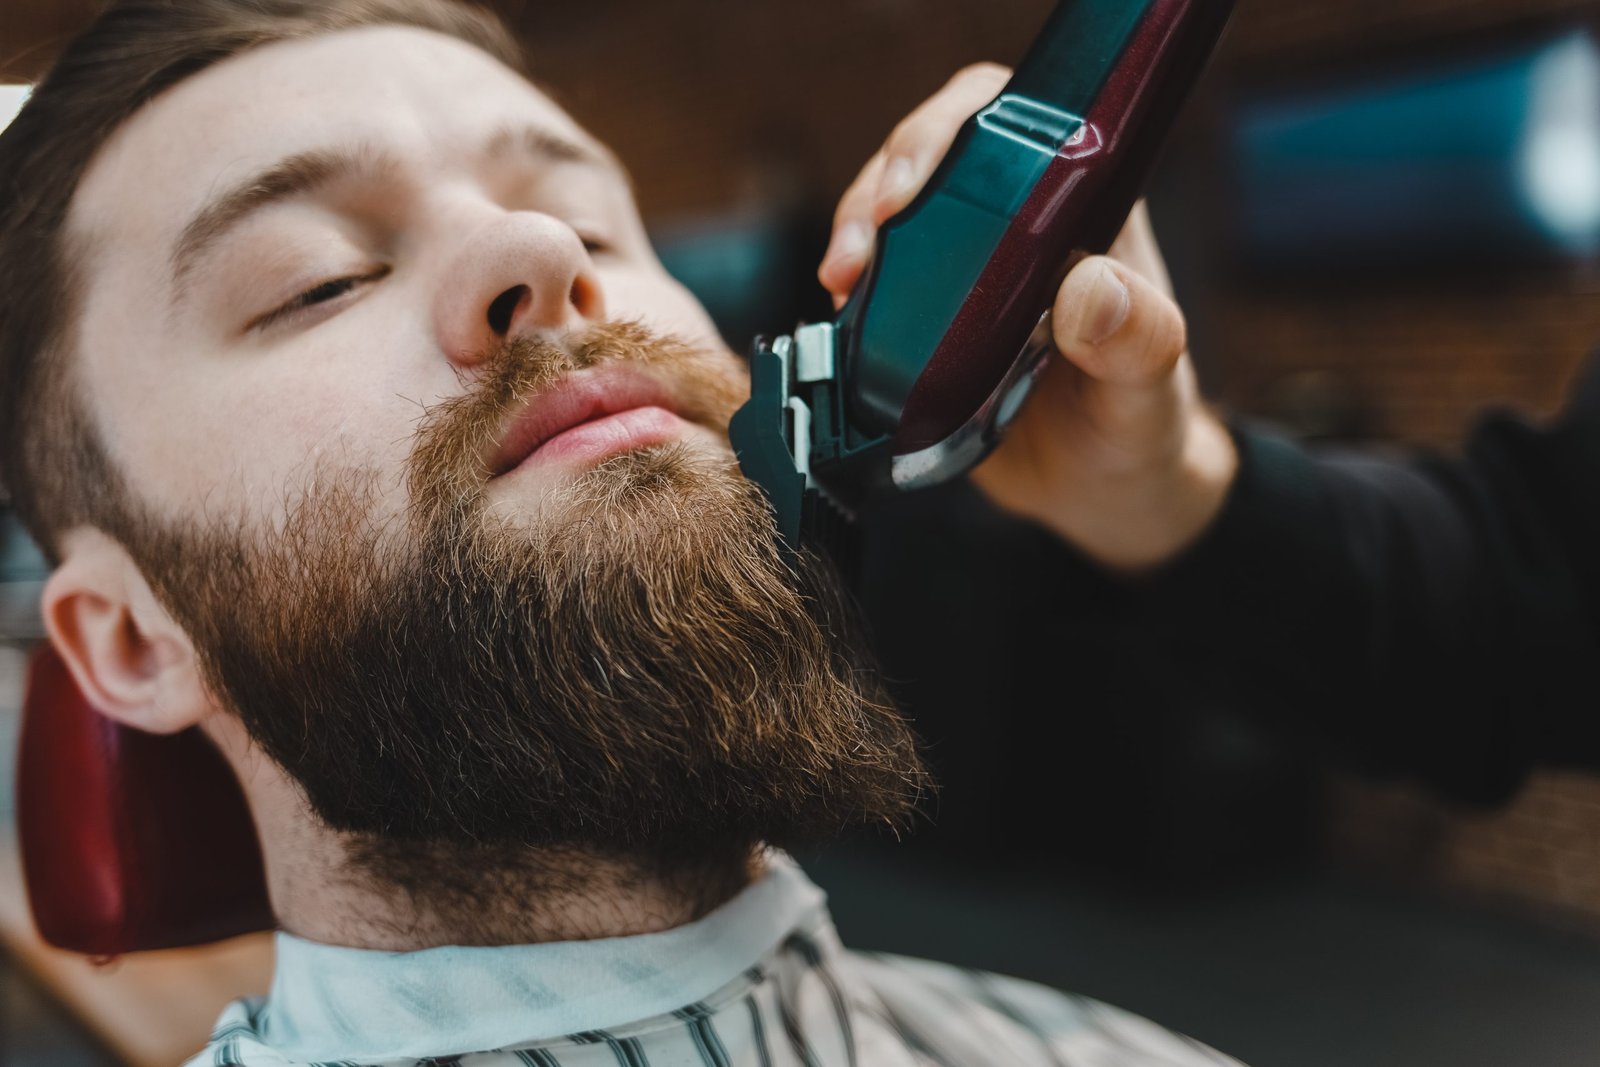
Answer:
485, 121, 617, 173
169, 123, 616, 296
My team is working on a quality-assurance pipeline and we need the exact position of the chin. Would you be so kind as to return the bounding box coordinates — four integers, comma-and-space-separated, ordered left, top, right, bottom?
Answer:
482, 434, 740, 529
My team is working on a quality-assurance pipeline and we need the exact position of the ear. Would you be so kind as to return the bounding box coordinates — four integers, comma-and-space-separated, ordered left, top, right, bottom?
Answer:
41, 526, 213, 735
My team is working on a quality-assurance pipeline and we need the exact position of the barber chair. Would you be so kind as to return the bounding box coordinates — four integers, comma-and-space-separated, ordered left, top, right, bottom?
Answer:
17, 643, 273, 955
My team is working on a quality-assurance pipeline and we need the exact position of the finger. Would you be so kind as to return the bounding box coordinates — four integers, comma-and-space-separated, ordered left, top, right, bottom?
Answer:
870, 62, 1011, 224
819, 62, 1011, 299
1105, 201, 1174, 298
819, 150, 889, 298
1051, 256, 1187, 387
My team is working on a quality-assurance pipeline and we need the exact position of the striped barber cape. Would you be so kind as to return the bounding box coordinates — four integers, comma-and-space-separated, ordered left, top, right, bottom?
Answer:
187, 855, 1242, 1067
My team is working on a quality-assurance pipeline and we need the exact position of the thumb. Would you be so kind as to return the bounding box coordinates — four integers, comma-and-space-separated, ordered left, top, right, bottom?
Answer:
1052, 257, 1187, 388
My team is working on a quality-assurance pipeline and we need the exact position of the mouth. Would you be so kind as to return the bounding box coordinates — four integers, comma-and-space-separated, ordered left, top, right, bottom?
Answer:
488, 366, 693, 477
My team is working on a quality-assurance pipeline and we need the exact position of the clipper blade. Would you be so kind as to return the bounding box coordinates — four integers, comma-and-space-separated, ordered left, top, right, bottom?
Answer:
800, 485, 861, 585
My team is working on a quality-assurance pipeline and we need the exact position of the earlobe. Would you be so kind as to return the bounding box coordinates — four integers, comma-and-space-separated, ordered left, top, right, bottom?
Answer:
42, 528, 210, 735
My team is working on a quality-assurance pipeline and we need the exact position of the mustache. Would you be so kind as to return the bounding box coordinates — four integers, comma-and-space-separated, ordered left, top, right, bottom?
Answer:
406, 320, 745, 524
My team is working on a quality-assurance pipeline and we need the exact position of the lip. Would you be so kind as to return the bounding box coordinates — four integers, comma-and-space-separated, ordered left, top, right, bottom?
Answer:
488, 366, 686, 476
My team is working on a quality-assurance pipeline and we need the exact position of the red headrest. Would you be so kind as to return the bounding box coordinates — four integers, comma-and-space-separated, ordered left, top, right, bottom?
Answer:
16, 643, 274, 956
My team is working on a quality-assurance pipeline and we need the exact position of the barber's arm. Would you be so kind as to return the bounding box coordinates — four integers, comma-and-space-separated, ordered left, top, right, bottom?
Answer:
825, 64, 1600, 802
1144, 374, 1600, 802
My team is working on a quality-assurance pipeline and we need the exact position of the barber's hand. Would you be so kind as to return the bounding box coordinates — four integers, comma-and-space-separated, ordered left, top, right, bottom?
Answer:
819, 63, 1238, 572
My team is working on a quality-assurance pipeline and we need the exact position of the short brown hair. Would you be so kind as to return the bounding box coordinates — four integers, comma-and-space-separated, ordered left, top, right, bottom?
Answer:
0, 0, 525, 563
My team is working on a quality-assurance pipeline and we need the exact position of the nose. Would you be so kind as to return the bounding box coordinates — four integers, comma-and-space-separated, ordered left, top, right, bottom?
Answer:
432, 211, 605, 367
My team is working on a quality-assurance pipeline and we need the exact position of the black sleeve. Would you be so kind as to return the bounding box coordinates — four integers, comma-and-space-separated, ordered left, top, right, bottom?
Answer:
1128, 355, 1600, 804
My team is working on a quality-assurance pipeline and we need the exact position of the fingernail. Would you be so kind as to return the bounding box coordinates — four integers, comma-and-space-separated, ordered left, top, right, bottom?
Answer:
878, 157, 917, 204
824, 221, 869, 271
1080, 262, 1130, 345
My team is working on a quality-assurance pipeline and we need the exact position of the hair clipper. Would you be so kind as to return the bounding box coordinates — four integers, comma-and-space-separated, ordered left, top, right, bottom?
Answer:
729, 0, 1235, 570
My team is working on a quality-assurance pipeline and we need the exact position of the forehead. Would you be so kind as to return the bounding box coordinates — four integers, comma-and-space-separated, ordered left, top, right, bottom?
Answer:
71, 24, 600, 242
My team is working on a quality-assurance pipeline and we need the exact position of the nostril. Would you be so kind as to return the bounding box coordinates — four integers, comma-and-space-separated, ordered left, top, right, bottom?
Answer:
486, 285, 528, 335
570, 275, 601, 319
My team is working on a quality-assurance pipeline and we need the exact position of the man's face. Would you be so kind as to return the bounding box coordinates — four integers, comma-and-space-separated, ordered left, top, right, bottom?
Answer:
71, 24, 739, 531
60, 24, 925, 862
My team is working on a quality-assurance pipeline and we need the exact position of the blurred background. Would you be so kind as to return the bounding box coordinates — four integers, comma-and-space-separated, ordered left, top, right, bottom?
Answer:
5, 0, 1600, 1063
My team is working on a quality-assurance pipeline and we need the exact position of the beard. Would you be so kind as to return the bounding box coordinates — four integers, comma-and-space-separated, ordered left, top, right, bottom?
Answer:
121, 321, 929, 891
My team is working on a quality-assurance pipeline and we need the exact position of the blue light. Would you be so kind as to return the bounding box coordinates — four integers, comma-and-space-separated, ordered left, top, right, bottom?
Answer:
1520, 34, 1600, 255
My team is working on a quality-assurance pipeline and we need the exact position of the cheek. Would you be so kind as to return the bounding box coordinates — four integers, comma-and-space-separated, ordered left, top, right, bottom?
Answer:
711, 350, 752, 411
603, 269, 726, 351
220, 364, 442, 531
92, 335, 436, 531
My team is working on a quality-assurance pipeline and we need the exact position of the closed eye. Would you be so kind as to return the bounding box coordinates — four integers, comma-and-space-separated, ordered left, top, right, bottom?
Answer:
251, 266, 391, 332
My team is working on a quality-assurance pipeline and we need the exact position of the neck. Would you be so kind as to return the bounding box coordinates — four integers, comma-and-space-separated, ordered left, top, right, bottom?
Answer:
284, 830, 759, 950
207, 716, 759, 950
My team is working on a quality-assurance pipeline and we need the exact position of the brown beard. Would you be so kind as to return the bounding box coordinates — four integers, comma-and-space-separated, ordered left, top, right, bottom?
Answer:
121, 321, 929, 900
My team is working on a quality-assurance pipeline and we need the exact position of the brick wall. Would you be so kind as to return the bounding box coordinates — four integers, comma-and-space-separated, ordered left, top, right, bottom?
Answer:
503, 0, 1058, 223
1440, 776, 1600, 925
1328, 774, 1600, 933
1210, 280, 1600, 447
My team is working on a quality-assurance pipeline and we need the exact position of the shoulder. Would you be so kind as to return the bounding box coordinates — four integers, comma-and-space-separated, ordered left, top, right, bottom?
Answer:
182, 997, 289, 1067
843, 951, 1244, 1066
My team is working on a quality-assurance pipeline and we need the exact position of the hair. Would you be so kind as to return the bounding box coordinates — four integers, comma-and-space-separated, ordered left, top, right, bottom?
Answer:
0, 0, 526, 564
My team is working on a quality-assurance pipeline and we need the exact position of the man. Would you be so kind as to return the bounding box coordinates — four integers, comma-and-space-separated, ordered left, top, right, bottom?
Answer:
0, 1, 1238, 1063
